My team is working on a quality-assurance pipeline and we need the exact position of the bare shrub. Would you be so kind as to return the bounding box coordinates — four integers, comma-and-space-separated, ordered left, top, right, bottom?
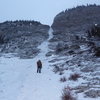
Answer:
61, 87, 77, 100
60, 76, 67, 82
69, 73, 80, 81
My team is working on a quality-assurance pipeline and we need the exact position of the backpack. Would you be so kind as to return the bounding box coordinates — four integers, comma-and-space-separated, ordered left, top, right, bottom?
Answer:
37, 60, 42, 68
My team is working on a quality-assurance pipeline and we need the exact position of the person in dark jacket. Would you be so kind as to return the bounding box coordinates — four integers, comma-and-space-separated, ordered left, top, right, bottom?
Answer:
37, 60, 42, 73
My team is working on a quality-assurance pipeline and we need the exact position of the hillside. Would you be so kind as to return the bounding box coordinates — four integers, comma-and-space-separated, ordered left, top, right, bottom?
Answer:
49, 5, 100, 99
0, 20, 49, 58
50, 5, 100, 56
52, 4, 100, 31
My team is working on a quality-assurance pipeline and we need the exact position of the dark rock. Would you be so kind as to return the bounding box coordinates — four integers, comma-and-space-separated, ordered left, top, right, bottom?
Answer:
94, 47, 100, 57
45, 51, 54, 57
68, 50, 75, 55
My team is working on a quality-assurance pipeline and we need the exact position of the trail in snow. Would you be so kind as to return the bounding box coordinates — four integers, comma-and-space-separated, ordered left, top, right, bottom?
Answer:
16, 27, 62, 100
0, 27, 61, 100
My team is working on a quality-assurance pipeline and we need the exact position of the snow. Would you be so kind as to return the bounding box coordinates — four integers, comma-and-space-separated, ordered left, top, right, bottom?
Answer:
0, 28, 61, 100
80, 45, 89, 50
0, 28, 100, 100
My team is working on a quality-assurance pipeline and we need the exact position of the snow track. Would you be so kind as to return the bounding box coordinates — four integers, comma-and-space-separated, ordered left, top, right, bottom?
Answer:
0, 28, 61, 100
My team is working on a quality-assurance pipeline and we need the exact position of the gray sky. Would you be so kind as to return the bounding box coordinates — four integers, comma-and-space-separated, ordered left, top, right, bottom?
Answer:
0, 0, 100, 25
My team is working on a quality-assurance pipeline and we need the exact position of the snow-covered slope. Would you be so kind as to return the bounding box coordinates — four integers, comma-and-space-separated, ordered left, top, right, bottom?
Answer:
0, 28, 61, 100
0, 28, 100, 100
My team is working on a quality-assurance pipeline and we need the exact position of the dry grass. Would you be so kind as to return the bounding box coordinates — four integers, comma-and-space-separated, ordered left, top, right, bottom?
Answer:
61, 87, 77, 100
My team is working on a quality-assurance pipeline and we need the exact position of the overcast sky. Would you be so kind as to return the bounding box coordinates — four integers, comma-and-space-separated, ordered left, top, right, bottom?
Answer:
0, 0, 100, 25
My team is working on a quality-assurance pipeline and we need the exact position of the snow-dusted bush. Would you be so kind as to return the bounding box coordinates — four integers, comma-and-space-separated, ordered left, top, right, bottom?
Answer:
69, 73, 80, 81
61, 86, 77, 100
60, 76, 67, 82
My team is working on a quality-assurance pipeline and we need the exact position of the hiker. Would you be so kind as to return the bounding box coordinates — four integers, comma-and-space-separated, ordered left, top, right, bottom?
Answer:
37, 60, 42, 73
